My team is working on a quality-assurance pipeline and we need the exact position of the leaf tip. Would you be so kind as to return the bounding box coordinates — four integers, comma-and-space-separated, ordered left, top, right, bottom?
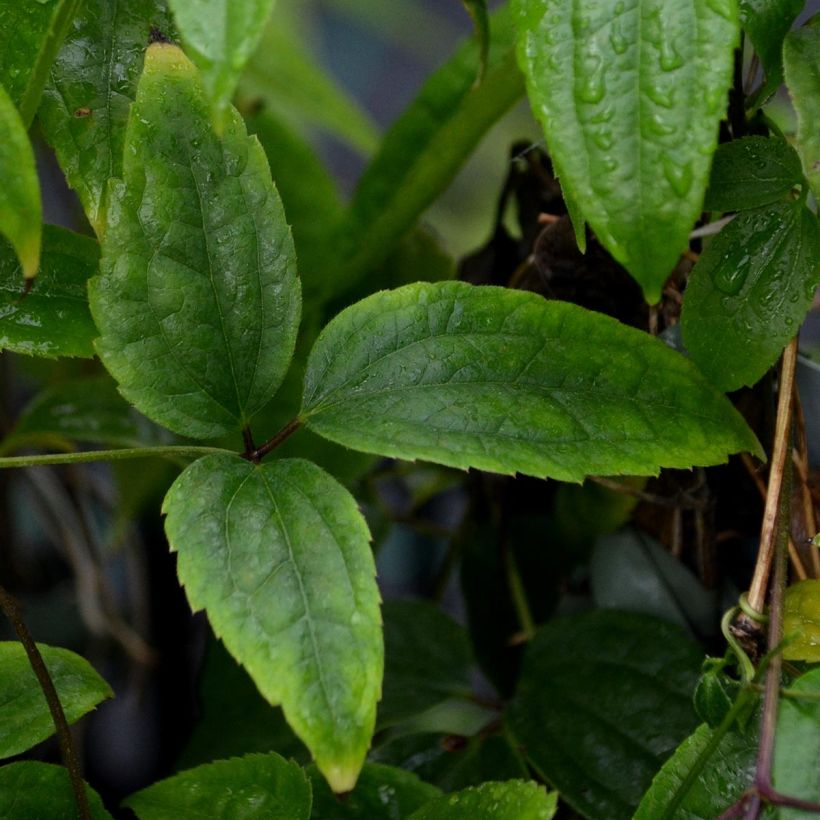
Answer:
320, 759, 363, 794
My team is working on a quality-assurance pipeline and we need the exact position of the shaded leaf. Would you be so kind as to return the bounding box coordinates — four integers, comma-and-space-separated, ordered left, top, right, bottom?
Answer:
681, 202, 820, 392
506, 611, 703, 819
0, 642, 112, 759
407, 780, 557, 820
163, 454, 382, 792
782, 579, 820, 662
124, 753, 311, 819
773, 668, 820, 816
39, 0, 176, 234
168, 0, 277, 130
303, 281, 762, 483
0, 82, 41, 280
307, 763, 440, 820
703, 136, 804, 212
0, 225, 97, 358
784, 16, 820, 201
90, 44, 300, 439
514, 0, 739, 302
0, 762, 112, 820
634, 720, 757, 819
460, 0, 489, 84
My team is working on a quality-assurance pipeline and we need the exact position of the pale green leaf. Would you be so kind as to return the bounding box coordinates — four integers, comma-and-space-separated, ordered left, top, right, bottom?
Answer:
0, 642, 112, 759
0, 762, 112, 820
163, 454, 382, 792
506, 611, 703, 819
123, 753, 311, 819
407, 780, 558, 820
39, 0, 176, 234
681, 202, 820, 392
514, 0, 739, 302
0, 82, 41, 279
90, 44, 300, 439
168, 0, 277, 130
302, 281, 762, 483
741, 0, 803, 99
784, 16, 820, 201
783, 579, 820, 662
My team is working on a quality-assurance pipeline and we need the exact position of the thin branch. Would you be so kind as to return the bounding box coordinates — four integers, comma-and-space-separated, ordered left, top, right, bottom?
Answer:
249, 418, 302, 461
0, 445, 230, 470
0, 584, 91, 820
793, 387, 820, 577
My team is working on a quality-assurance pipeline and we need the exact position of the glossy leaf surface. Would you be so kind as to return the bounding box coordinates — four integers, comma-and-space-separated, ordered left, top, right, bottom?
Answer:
773, 668, 820, 815
168, 0, 277, 129
703, 136, 804, 212
90, 44, 300, 439
682, 203, 820, 392
307, 763, 440, 820
303, 281, 761, 483
784, 18, 820, 201
506, 611, 702, 819
0, 762, 112, 820
514, 0, 739, 302
0, 82, 41, 280
0, 226, 97, 358
39, 0, 176, 233
634, 720, 757, 819
408, 780, 557, 820
123, 753, 311, 819
783, 579, 820, 662
0, 642, 112, 759
741, 0, 803, 99
163, 454, 382, 792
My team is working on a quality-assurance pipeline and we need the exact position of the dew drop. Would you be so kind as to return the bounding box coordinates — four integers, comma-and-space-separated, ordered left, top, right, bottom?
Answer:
659, 41, 683, 72
706, 0, 734, 20
647, 81, 674, 108
593, 128, 614, 150
662, 156, 693, 196
578, 53, 606, 104
711, 255, 750, 296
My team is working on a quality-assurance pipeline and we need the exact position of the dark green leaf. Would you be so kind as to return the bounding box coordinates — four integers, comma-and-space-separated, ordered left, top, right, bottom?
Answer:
123, 753, 311, 819
0, 762, 112, 820
0, 0, 81, 126
168, 0, 277, 130
302, 281, 762, 483
407, 780, 557, 820
379, 599, 472, 729
634, 720, 757, 819
0, 82, 41, 280
0, 642, 112, 759
773, 668, 820, 815
681, 203, 820, 392
0, 225, 97, 358
506, 611, 703, 819
307, 763, 440, 820
329, 7, 523, 301
784, 16, 820, 201
741, 0, 803, 99
460, 0, 489, 84
783, 579, 820, 662
703, 136, 804, 212
693, 657, 741, 728
163, 454, 382, 792
514, 0, 739, 302
90, 44, 301, 439
39, 0, 176, 234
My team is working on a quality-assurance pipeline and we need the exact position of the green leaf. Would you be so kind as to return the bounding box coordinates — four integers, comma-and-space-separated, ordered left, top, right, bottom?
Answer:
0, 642, 113, 759
741, 0, 803, 99
0, 0, 82, 127
703, 136, 804, 212
783, 579, 820, 662
168, 0, 277, 131
39, 0, 176, 234
407, 780, 558, 820
681, 202, 820, 392
784, 16, 820, 201
307, 763, 441, 819
90, 43, 300, 439
773, 668, 820, 815
461, 0, 489, 85
0, 225, 97, 358
0, 762, 112, 820
634, 720, 757, 819
514, 0, 739, 303
379, 600, 473, 729
163, 454, 382, 792
124, 753, 311, 819
506, 611, 703, 819
302, 281, 762, 483
329, 6, 524, 301
0, 82, 41, 280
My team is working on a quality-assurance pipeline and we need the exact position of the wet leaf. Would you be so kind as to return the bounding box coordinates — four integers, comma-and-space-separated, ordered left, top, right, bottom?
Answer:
407, 780, 557, 820
782, 579, 820, 662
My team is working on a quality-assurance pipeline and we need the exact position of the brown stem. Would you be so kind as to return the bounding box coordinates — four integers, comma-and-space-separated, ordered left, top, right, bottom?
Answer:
241, 425, 257, 462
249, 417, 302, 462
793, 388, 820, 578
0, 584, 91, 820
